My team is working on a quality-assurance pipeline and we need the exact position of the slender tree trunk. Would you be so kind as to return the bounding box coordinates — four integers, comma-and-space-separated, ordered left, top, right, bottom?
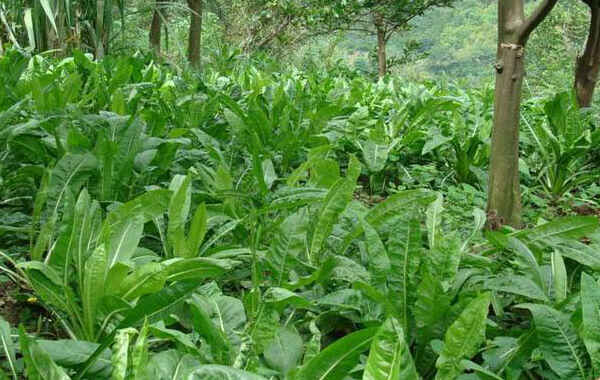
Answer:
487, 0, 558, 228
377, 28, 387, 78
149, 0, 162, 54
374, 12, 387, 78
187, 0, 203, 68
575, 1, 600, 108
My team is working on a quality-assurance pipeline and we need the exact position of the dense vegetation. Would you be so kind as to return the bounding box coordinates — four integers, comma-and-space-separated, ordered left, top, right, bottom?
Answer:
1, 1, 600, 379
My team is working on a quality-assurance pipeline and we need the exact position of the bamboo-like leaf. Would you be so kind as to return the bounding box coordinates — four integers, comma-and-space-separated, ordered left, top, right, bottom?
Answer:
363, 318, 418, 380
551, 251, 567, 303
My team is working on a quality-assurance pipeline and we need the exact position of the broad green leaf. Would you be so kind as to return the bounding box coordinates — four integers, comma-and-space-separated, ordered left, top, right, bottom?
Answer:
76, 280, 204, 379
187, 203, 207, 258
45, 153, 97, 218
37, 340, 111, 378
264, 327, 304, 375
162, 257, 235, 282
387, 219, 422, 332
435, 293, 490, 379
189, 300, 233, 365
119, 262, 167, 301
361, 140, 388, 173
518, 303, 587, 379
485, 276, 549, 302
188, 365, 268, 379
263, 287, 312, 309
309, 177, 356, 264
363, 318, 418, 380
19, 327, 70, 380
581, 273, 600, 374
514, 216, 598, 243
361, 219, 390, 286
342, 190, 436, 251
294, 327, 378, 380
82, 244, 108, 340
150, 321, 203, 357
0, 317, 16, 380
168, 175, 192, 257
144, 350, 202, 380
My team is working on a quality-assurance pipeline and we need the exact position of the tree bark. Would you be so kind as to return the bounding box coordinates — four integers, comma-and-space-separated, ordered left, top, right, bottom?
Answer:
374, 12, 387, 78
149, 0, 162, 54
187, 0, 203, 68
575, 1, 600, 108
487, 0, 558, 228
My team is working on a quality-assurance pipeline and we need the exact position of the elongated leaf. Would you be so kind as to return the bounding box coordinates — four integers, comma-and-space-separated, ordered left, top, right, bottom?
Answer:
187, 203, 207, 258
39, 0, 59, 36
342, 190, 436, 251
46, 153, 97, 218
264, 327, 303, 375
76, 280, 204, 379
426, 195, 443, 249
435, 293, 490, 379
514, 216, 598, 243
168, 175, 192, 257
294, 327, 378, 380
162, 257, 235, 282
119, 263, 166, 301
188, 365, 267, 379
581, 273, 600, 374
485, 276, 549, 302
518, 303, 587, 378
83, 245, 108, 340
387, 219, 421, 332
361, 219, 390, 286
19, 327, 70, 380
551, 252, 567, 303
363, 318, 418, 380
0, 317, 16, 380
37, 340, 111, 377
112, 328, 135, 380
309, 178, 356, 264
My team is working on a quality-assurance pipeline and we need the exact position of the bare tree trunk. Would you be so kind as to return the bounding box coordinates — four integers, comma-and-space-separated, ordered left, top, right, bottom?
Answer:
149, 0, 162, 54
575, 0, 600, 108
487, 0, 558, 228
374, 12, 387, 78
377, 28, 387, 78
187, 0, 203, 68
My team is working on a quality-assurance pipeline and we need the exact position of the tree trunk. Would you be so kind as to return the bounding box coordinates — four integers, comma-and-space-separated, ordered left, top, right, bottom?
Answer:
149, 0, 162, 54
488, 43, 525, 228
187, 0, 203, 68
575, 1, 600, 108
487, 0, 558, 228
377, 28, 387, 78
374, 12, 386, 78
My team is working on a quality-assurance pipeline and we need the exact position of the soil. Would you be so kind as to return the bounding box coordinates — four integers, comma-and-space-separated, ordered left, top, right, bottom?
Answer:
0, 280, 23, 325
573, 204, 600, 217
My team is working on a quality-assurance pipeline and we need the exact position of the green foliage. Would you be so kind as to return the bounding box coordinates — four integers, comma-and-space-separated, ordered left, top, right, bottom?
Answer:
0, 34, 600, 380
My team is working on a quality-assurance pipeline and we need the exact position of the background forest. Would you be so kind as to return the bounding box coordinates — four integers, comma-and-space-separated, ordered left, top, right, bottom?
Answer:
1, 0, 600, 379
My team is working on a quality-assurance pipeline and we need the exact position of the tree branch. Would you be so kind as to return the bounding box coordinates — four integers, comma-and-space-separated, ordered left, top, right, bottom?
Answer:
517, 0, 559, 44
